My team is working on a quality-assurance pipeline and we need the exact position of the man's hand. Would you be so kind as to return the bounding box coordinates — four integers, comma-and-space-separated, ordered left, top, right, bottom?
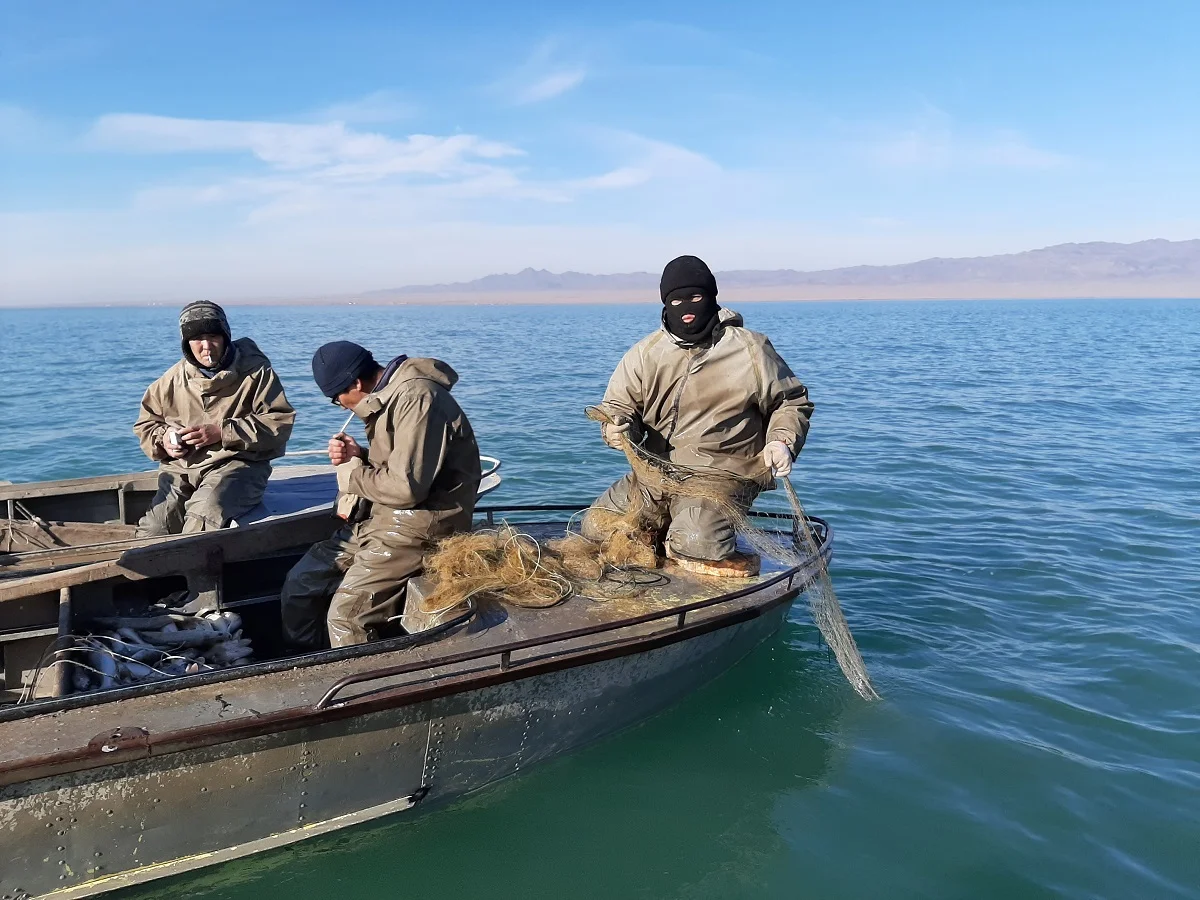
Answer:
162, 428, 190, 459
602, 415, 642, 450
763, 441, 793, 478
328, 433, 365, 466
179, 424, 222, 449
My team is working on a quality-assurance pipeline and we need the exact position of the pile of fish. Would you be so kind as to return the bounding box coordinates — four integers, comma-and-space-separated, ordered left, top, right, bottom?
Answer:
69, 611, 254, 693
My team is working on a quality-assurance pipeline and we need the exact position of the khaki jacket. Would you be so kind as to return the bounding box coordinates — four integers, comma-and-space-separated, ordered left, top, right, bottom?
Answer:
134, 338, 295, 476
337, 357, 481, 540
597, 309, 813, 482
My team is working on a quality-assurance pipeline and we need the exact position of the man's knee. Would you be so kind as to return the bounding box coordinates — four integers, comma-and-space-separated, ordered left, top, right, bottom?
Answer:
582, 475, 664, 541
136, 494, 186, 537
325, 538, 423, 647
181, 508, 225, 533
666, 505, 739, 561
326, 587, 375, 647
185, 462, 271, 531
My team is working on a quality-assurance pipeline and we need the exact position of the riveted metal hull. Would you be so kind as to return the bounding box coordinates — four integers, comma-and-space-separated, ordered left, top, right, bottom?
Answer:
1, 596, 792, 899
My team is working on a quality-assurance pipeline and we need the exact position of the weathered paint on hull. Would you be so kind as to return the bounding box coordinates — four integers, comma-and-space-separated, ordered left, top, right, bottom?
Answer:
1, 599, 791, 899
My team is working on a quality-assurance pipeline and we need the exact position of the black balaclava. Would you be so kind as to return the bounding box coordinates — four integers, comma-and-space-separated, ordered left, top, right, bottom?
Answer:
659, 255, 720, 343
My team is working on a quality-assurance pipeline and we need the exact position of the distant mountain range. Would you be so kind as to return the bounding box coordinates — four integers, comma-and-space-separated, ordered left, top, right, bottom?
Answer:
378, 239, 1200, 297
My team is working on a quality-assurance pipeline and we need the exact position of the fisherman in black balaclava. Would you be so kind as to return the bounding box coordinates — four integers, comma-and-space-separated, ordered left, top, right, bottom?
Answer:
660, 254, 722, 344
583, 254, 815, 575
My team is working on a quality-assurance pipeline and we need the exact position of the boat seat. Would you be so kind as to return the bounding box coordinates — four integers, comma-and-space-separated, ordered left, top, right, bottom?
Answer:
235, 469, 337, 526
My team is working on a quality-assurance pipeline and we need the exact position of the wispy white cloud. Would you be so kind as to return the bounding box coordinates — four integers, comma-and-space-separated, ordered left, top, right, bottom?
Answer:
87, 113, 520, 177
571, 130, 721, 192
0, 103, 52, 148
315, 90, 416, 125
858, 110, 1069, 171
514, 69, 587, 104
78, 109, 722, 231
974, 131, 1069, 169
495, 38, 588, 105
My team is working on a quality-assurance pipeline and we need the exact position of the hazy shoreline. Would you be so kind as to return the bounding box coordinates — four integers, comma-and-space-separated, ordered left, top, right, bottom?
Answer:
7, 238, 1200, 308
4, 280, 1200, 311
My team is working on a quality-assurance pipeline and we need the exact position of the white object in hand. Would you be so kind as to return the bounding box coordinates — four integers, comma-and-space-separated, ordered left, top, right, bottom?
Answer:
763, 441, 794, 477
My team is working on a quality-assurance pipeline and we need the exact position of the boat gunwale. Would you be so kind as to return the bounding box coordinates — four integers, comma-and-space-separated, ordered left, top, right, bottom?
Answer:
0, 457, 501, 504
0, 472, 160, 502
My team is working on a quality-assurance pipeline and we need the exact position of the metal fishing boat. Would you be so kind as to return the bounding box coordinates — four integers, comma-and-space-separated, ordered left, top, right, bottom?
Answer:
0, 500, 831, 899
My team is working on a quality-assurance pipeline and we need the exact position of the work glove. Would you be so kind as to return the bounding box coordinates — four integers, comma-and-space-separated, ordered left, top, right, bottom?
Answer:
602, 415, 642, 450
763, 441, 794, 478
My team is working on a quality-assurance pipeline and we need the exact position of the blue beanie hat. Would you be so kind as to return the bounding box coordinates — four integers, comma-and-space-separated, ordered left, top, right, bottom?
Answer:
312, 341, 377, 398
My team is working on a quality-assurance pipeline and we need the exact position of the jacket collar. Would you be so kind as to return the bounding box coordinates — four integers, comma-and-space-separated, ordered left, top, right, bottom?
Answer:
182, 343, 241, 386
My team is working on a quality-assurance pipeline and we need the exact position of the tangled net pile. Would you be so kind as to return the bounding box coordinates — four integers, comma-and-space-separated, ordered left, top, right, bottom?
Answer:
420, 407, 879, 701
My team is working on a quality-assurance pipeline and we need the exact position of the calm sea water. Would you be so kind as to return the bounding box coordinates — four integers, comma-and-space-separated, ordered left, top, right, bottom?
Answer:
1, 298, 1197, 900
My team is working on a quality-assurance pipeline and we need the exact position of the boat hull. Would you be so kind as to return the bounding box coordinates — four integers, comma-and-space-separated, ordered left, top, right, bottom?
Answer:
0, 594, 793, 898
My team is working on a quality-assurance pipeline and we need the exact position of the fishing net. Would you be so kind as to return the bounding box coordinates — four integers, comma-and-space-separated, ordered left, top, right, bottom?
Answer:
419, 407, 879, 701
421, 525, 574, 612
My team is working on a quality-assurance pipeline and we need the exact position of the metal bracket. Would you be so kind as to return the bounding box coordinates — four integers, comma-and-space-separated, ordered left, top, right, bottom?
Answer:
87, 726, 150, 756
186, 546, 225, 610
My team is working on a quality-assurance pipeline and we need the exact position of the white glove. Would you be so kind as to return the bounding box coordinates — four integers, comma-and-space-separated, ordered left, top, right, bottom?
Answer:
763, 441, 793, 477
602, 415, 641, 450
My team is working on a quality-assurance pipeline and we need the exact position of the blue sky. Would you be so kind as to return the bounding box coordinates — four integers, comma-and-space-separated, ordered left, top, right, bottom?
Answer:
2, 0, 1199, 304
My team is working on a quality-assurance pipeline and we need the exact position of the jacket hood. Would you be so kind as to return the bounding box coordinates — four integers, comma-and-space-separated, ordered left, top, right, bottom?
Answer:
353, 357, 460, 419
390, 356, 459, 390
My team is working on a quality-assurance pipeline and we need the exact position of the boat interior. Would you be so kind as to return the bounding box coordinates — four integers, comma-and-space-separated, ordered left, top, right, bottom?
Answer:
0, 503, 828, 717
1, 465, 373, 576
0, 460, 503, 578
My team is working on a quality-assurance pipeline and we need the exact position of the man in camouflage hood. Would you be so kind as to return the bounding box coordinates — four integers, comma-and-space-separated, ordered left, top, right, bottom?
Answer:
132, 301, 295, 535
586, 255, 814, 571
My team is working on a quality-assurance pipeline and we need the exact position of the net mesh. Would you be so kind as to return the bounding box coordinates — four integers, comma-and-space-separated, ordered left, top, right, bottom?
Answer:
419, 407, 880, 700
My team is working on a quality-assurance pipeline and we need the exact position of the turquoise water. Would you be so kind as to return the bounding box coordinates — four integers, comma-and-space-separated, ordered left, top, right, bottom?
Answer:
1, 299, 1198, 899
